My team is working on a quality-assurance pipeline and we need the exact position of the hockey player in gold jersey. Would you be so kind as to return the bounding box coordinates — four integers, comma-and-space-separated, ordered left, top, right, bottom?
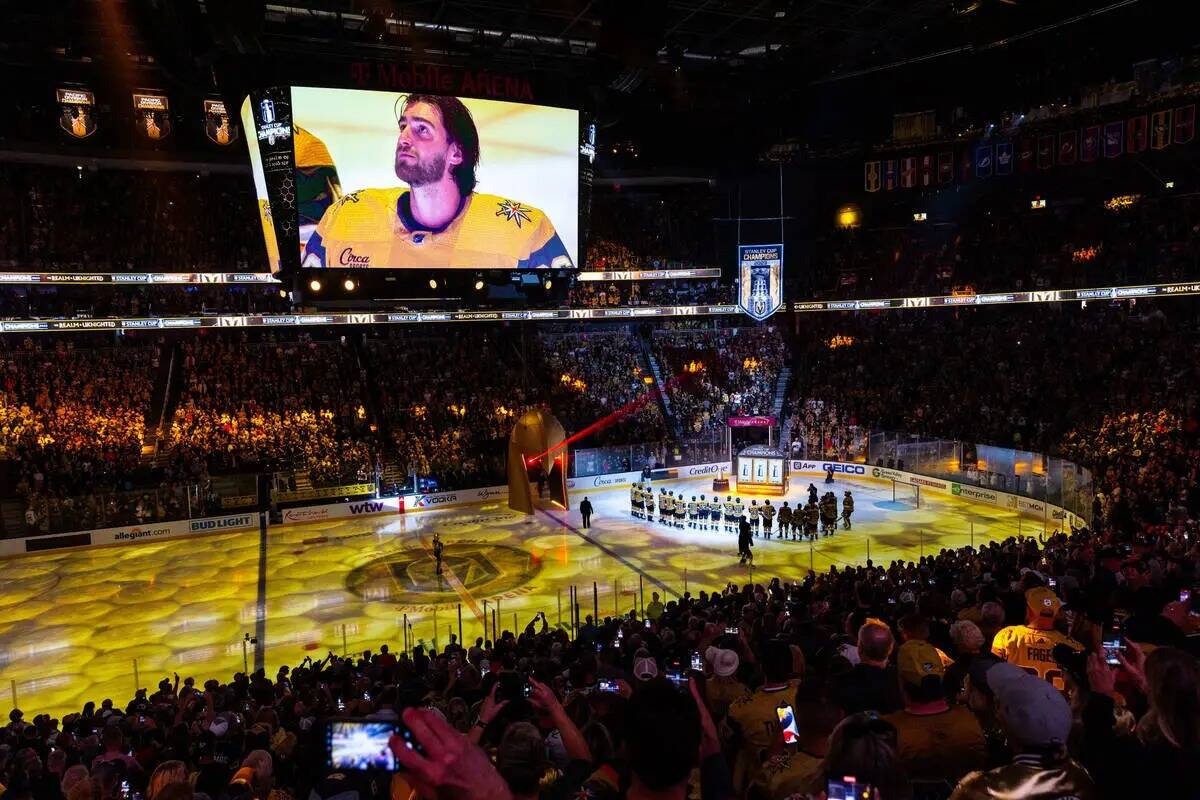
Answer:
302, 94, 572, 270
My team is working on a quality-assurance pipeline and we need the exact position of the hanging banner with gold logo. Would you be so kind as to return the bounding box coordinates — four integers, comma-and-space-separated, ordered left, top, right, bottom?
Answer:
203, 98, 238, 145
738, 244, 784, 321
57, 87, 97, 139
133, 92, 171, 140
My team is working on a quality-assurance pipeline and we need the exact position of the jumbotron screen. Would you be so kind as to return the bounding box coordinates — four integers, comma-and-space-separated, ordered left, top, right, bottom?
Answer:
241, 87, 580, 275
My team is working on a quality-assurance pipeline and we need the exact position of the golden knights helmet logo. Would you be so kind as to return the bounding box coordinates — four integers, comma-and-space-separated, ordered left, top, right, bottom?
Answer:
738, 244, 783, 321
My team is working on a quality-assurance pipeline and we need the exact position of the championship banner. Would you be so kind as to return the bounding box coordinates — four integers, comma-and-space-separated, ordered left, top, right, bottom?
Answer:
1058, 130, 1078, 165
737, 244, 783, 322
1175, 105, 1195, 145
133, 92, 171, 140
203, 99, 239, 145
1037, 135, 1054, 170
937, 151, 954, 184
995, 142, 1012, 176
1081, 125, 1101, 162
1127, 115, 1148, 153
1103, 121, 1124, 158
974, 145, 993, 178
864, 161, 880, 192
56, 87, 97, 139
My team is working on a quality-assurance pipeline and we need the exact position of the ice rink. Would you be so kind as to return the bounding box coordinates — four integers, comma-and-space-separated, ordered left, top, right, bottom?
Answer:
0, 473, 1053, 718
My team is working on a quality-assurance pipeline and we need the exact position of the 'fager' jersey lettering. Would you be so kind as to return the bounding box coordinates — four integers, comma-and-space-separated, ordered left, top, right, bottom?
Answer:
303, 187, 573, 270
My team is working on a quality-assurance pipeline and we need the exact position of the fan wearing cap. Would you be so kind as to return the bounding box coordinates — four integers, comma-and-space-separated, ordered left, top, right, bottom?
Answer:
989, 587, 1082, 687
882, 640, 986, 785
950, 662, 1097, 800
702, 647, 747, 720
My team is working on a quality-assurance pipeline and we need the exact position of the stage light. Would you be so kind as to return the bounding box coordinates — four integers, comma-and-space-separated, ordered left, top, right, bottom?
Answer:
913, 212, 927, 222
428, 278, 438, 290
1165, 180, 1175, 189
343, 278, 356, 291
309, 279, 322, 292
278, 289, 287, 299
474, 279, 485, 291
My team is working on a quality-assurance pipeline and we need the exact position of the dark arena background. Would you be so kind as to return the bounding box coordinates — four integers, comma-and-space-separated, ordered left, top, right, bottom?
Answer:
0, 2, 1198, 799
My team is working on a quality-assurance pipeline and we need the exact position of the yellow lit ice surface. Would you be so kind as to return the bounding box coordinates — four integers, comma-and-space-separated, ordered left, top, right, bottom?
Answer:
0, 477, 1050, 718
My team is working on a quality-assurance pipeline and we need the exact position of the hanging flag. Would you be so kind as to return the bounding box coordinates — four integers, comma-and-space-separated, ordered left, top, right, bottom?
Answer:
1081, 125, 1101, 163
56, 87, 97, 139
1058, 130, 1078, 165
1018, 137, 1035, 173
937, 151, 954, 184
900, 156, 916, 188
995, 141, 1013, 175
883, 159, 897, 191
1176, 105, 1196, 145
864, 161, 881, 193
203, 99, 239, 145
1150, 109, 1172, 149
1103, 121, 1124, 158
133, 92, 171, 140
1037, 135, 1055, 169
920, 154, 935, 187
1127, 115, 1148, 153
975, 145, 993, 178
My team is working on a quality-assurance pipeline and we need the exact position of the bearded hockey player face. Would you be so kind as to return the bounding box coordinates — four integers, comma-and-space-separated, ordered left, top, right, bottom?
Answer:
394, 100, 464, 189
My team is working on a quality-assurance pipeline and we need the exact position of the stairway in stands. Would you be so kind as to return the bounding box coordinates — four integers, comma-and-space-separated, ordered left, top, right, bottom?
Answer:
142, 341, 182, 467
774, 367, 793, 453
640, 333, 681, 437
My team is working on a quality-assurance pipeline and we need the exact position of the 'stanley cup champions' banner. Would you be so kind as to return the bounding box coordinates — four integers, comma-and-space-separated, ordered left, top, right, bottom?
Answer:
738, 244, 783, 321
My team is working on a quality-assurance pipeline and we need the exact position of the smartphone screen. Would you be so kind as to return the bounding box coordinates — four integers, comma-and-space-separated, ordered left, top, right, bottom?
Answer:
645, 619, 651, 629
1181, 589, 1191, 604
326, 720, 423, 771
725, 626, 739, 635
776, 705, 800, 745
690, 650, 703, 671
827, 777, 870, 800
665, 669, 688, 690
1102, 637, 1125, 666
597, 679, 620, 694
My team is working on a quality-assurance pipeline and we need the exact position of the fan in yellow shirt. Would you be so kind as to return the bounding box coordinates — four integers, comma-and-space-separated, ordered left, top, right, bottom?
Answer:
302, 94, 571, 271
990, 586, 1083, 688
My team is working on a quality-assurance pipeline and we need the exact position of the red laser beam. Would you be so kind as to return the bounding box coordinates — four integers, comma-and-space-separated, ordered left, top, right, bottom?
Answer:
526, 369, 696, 465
